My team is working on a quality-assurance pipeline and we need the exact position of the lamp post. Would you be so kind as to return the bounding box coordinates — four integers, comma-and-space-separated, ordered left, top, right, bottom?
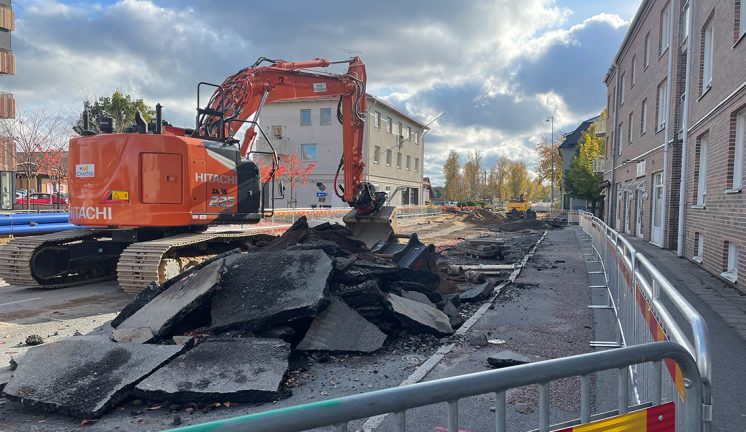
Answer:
546, 116, 554, 217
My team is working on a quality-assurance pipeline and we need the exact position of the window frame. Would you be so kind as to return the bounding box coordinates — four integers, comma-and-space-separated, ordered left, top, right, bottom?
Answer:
386, 116, 392, 133
657, 79, 668, 132
631, 56, 637, 86
300, 143, 318, 161
660, 2, 672, 55
628, 112, 634, 143
641, 99, 648, 135
693, 232, 704, 263
702, 21, 714, 91
300, 109, 312, 126
619, 73, 625, 105
386, 149, 393, 166
320, 108, 332, 126
618, 122, 624, 155
644, 31, 651, 68
732, 110, 745, 190
696, 135, 708, 206
722, 242, 739, 282
373, 145, 381, 164
396, 152, 402, 168
415, 157, 420, 172
740, 0, 746, 40
406, 155, 411, 170
374, 111, 381, 128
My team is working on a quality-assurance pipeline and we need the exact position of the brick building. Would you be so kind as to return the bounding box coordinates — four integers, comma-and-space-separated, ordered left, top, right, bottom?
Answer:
605, 0, 746, 291
0, 0, 14, 210
681, 0, 746, 289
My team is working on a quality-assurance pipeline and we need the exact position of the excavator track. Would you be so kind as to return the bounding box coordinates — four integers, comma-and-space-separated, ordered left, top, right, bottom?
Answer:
0, 229, 115, 288
116, 231, 259, 294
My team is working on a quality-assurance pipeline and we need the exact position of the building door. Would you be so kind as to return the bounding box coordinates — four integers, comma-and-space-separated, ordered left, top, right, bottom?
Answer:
651, 173, 664, 246
624, 191, 633, 234
636, 188, 645, 238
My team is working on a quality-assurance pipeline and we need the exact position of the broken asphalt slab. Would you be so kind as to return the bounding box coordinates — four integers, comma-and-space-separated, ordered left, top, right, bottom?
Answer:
2, 337, 184, 418
487, 350, 534, 368
296, 297, 387, 353
385, 293, 454, 336
134, 337, 290, 403
458, 280, 496, 303
114, 259, 224, 341
210, 250, 332, 332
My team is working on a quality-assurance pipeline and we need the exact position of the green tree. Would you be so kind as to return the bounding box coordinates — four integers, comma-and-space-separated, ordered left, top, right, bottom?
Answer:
565, 123, 605, 213
462, 150, 482, 200
77, 90, 155, 133
432, 186, 446, 201
443, 150, 463, 201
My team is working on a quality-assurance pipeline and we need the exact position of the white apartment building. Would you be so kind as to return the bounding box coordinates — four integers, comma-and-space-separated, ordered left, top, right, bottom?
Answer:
255, 94, 428, 208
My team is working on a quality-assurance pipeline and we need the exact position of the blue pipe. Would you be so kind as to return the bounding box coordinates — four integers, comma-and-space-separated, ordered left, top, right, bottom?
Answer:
0, 213, 69, 226
0, 223, 78, 236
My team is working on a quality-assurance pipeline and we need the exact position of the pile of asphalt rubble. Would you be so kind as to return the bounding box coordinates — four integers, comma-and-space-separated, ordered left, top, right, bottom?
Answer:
2, 217, 499, 419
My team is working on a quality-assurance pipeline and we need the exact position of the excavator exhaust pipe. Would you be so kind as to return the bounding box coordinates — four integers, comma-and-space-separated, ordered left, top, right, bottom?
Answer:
343, 205, 398, 249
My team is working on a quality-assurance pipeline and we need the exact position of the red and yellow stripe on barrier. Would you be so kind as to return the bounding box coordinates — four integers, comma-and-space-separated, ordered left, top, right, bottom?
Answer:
555, 402, 675, 431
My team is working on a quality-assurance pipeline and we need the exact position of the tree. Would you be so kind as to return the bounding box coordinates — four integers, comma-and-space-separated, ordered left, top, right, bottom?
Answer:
565, 123, 605, 213
494, 157, 510, 204
0, 109, 67, 208
507, 160, 529, 199
77, 90, 155, 133
39, 145, 69, 208
431, 186, 445, 201
462, 150, 482, 199
443, 150, 462, 201
536, 137, 562, 198
277, 153, 315, 210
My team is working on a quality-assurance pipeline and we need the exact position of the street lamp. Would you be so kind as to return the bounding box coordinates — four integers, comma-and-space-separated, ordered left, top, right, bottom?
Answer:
546, 116, 554, 217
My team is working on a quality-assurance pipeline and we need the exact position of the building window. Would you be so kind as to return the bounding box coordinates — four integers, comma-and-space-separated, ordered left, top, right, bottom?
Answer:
693, 232, 704, 263
300, 109, 312, 126
406, 155, 411, 170
641, 99, 648, 135
722, 242, 739, 283
397, 122, 403, 137
702, 21, 714, 91
397, 152, 402, 168
406, 126, 411, 140
320, 108, 332, 126
414, 131, 419, 144
631, 56, 637, 86
660, 2, 671, 55
656, 79, 668, 131
373, 111, 381, 128
272, 125, 283, 139
730, 109, 745, 190
682, 2, 690, 42
301, 144, 317, 161
415, 157, 420, 172
618, 122, 624, 155
619, 73, 625, 105
373, 145, 381, 164
695, 134, 708, 205
628, 112, 633, 143
644, 31, 651, 68
386, 116, 392, 133
739, 0, 746, 40
386, 149, 392, 165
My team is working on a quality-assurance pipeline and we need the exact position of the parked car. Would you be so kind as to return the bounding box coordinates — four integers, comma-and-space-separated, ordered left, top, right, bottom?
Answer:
15, 193, 68, 206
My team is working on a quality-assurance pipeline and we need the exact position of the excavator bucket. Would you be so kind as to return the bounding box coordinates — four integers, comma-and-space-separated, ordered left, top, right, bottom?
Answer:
343, 205, 398, 249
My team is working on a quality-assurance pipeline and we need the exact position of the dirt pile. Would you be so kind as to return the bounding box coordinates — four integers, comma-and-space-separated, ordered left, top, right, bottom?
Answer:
463, 208, 505, 225
498, 219, 552, 232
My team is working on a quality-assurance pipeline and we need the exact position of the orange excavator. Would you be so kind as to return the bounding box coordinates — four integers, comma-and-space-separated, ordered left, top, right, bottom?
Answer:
0, 57, 397, 293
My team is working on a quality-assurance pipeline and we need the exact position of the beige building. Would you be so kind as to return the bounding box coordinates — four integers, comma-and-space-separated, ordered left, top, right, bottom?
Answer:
255, 94, 427, 209
0, 0, 13, 210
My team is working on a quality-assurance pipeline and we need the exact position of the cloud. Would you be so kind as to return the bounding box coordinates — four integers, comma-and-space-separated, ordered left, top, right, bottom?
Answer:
9, 0, 630, 186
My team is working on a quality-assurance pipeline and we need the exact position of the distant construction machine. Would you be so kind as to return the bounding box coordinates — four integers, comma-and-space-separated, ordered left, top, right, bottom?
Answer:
505, 193, 536, 220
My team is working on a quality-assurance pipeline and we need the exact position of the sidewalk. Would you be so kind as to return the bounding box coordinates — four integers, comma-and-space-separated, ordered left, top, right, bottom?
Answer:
624, 235, 746, 340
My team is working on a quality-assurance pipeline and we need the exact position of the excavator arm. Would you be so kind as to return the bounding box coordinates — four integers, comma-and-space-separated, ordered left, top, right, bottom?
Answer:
189, 57, 384, 215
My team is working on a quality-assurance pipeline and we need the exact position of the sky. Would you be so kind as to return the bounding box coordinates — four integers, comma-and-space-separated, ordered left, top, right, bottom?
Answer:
9, 0, 642, 186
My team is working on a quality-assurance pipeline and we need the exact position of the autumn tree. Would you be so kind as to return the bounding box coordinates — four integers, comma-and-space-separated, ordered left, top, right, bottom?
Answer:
39, 145, 69, 208
77, 90, 155, 133
507, 160, 529, 199
494, 157, 510, 204
462, 150, 482, 199
0, 109, 67, 208
565, 123, 605, 213
536, 137, 562, 201
443, 150, 462, 201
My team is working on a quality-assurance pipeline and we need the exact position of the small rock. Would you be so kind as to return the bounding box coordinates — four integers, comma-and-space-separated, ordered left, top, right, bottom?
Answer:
487, 350, 533, 368
172, 336, 194, 346
8, 358, 17, 371
173, 416, 182, 426
25, 335, 44, 346
468, 334, 488, 347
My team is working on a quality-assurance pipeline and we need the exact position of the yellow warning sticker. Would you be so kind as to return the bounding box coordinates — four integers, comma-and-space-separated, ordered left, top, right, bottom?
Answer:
109, 191, 129, 201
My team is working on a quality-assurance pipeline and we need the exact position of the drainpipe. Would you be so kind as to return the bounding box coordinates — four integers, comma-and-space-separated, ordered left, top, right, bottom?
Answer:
609, 65, 621, 228
677, 0, 694, 256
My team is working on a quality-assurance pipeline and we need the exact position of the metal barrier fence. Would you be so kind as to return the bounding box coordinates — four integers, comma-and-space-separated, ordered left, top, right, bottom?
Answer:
577, 211, 711, 431
170, 342, 703, 432
567, 211, 581, 224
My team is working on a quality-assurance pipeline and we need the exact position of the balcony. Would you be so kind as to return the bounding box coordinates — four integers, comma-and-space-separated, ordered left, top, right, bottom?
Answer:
0, 48, 13, 75
0, 91, 14, 118
0, 5, 13, 32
